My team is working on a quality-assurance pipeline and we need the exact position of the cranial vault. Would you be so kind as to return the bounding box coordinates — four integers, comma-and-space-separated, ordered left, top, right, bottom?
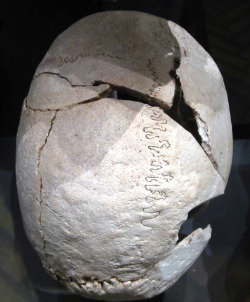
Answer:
16, 11, 232, 300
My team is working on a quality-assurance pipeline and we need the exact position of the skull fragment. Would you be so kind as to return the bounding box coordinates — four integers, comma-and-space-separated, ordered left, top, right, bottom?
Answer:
16, 11, 232, 300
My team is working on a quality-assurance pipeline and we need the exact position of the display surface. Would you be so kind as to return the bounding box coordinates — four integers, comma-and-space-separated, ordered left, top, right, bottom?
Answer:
16, 11, 232, 300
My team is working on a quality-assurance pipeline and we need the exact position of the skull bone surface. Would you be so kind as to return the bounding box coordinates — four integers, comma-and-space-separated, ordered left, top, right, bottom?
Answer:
16, 11, 232, 300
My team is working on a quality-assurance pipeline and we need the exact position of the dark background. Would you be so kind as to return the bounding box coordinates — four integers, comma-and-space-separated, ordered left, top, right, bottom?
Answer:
0, 1, 250, 302
0, 0, 250, 138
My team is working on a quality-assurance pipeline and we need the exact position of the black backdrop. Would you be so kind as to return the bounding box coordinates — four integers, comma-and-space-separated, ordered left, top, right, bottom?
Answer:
0, 2, 250, 302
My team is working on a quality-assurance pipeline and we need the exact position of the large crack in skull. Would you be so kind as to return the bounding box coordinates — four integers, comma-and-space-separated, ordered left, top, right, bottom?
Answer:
16, 11, 232, 300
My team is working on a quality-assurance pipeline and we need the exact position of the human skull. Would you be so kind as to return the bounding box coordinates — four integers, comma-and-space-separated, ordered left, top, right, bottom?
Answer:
16, 11, 232, 300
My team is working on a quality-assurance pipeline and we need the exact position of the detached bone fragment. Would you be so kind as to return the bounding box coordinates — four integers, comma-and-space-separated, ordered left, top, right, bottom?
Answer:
16, 11, 232, 300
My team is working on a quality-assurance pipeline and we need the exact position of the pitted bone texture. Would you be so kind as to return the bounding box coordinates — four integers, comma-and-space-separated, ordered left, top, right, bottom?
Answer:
16, 11, 232, 300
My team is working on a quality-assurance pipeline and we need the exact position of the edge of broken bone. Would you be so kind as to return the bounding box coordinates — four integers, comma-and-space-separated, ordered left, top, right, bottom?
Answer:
27, 72, 111, 110
32, 12, 232, 185
51, 225, 212, 300
167, 20, 233, 184
145, 225, 211, 298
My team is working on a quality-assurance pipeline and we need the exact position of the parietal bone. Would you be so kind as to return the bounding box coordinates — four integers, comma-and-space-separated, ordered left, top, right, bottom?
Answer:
16, 11, 232, 300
